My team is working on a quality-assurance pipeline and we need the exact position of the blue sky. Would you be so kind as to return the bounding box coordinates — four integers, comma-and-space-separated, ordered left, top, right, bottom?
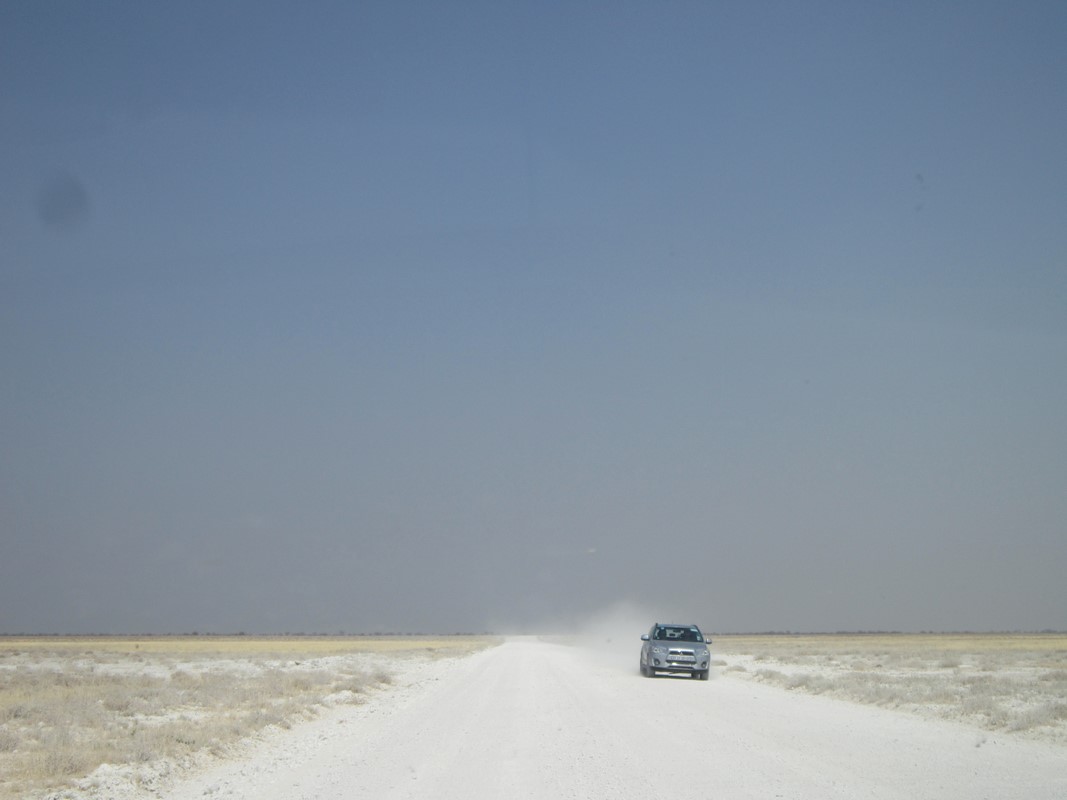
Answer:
2, 2, 1065, 633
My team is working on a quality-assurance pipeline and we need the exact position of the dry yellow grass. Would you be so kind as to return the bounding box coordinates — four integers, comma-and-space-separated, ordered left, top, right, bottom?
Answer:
1, 634, 491, 658
712, 633, 1067, 741
714, 632, 1067, 656
0, 635, 497, 800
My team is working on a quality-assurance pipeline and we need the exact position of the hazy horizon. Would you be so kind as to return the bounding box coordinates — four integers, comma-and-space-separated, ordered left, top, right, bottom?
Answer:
3, 2, 1065, 635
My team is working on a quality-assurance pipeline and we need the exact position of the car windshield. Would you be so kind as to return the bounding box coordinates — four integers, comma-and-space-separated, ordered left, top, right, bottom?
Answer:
656, 627, 703, 643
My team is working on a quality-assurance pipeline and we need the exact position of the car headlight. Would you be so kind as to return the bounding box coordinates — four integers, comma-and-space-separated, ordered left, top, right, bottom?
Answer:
651, 646, 666, 655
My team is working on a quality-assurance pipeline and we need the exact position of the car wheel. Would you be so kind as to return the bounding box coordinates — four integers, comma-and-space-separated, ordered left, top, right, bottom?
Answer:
699, 670, 709, 681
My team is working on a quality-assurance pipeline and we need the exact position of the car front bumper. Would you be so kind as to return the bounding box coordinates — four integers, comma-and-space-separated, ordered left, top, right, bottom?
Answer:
647, 653, 710, 673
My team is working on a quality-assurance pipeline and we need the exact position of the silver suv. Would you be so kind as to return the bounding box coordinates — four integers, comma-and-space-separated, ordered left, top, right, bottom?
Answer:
640, 623, 711, 680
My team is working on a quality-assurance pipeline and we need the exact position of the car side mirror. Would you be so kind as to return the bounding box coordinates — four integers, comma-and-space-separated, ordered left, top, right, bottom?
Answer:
640, 634, 649, 641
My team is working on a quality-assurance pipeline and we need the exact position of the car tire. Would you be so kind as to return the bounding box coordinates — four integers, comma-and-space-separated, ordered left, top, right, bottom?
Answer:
698, 670, 709, 681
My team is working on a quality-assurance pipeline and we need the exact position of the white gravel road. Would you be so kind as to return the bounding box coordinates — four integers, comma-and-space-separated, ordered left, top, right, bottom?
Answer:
162, 638, 1066, 800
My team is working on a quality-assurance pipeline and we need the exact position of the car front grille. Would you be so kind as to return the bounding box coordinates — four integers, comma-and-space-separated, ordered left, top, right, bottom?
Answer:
667, 649, 696, 662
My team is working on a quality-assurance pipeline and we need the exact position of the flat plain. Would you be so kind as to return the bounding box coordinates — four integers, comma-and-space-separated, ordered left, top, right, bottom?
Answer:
1, 633, 1064, 799
710, 632, 1067, 742
0, 635, 494, 800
